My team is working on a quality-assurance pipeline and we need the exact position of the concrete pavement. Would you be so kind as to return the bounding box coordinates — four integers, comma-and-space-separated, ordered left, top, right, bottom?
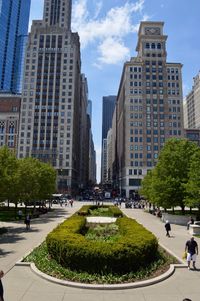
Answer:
1, 203, 200, 301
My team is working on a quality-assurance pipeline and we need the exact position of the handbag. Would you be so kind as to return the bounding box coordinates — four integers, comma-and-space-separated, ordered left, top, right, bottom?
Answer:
182, 251, 187, 260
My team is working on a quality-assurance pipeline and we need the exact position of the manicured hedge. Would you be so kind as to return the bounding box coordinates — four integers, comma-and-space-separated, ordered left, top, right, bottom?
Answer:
46, 208, 158, 274
77, 205, 123, 217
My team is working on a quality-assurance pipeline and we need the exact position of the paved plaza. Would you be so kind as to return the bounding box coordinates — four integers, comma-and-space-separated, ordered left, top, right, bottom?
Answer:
1, 202, 200, 301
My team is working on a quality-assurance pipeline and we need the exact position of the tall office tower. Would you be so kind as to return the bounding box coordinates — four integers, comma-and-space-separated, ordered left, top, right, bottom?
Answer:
184, 72, 200, 129
79, 74, 89, 188
0, 0, 31, 94
101, 95, 116, 183
18, 0, 83, 193
115, 21, 184, 197
87, 100, 96, 185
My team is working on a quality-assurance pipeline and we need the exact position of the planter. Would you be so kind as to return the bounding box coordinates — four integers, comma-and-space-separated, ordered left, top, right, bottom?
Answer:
161, 213, 193, 226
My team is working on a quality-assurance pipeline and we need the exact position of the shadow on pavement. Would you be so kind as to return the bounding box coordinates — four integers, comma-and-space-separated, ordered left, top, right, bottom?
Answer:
0, 226, 40, 245
0, 248, 14, 257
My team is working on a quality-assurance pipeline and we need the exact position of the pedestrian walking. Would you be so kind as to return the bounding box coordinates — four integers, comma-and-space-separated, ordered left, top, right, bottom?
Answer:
185, 237, 198, 270
24, 213, 31, 230
17, 209, 23, 220
0, 270, 4, 301
187, 216, 194, 230
165, 220, 171, 237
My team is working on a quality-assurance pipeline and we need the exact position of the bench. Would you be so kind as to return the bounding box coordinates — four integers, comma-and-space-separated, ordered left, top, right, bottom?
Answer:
189, 223, 200, 235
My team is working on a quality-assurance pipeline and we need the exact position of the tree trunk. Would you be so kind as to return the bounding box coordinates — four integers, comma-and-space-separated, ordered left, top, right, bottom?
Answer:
14, 202, 18, 219
181, 205, 185, 214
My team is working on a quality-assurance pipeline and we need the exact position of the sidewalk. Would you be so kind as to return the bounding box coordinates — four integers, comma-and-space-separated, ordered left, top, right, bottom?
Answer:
0, 202, 82, 273
1, 204, 200, 301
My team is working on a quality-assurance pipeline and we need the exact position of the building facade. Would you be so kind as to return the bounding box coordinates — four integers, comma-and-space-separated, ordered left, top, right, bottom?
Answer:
18, 0, 85, 193
106, 128, 112, 184
79, 74, 89, 188
115, 21, 184, 197
101, 95, 116, 183
0, 94, 21, 151
0, 0, 31, 94
184, 72, 200, 129
184, 128, 200, 146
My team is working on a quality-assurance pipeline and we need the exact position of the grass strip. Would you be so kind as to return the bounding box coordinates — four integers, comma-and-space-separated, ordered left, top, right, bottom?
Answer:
24, 242, 177, 284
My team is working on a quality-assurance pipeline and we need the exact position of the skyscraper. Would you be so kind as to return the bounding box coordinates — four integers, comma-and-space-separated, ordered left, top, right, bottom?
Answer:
184, 72, 200, 129
101, 95, 116, 183
114, 21, 184, 197
18, 0, 84, 193
0, 0, 31, 94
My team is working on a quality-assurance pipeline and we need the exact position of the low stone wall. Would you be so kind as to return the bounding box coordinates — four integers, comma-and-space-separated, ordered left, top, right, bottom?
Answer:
189, 224, 200, 235
161, 213, 193, 226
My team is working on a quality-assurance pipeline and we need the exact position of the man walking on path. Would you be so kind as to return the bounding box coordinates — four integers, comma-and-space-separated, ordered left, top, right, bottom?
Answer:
165, 220, 171, 237
0, 270, 4, 301
185, 236, 198, 270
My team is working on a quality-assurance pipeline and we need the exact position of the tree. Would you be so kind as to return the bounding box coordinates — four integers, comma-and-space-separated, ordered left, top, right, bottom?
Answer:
140, 170, 154, 201
141, 138, 199, 212
18, 157, 56, 206
18, 157, 41, 205
37, 162, 56, 201
0, 147, 20, 207
185, 149, 200, 211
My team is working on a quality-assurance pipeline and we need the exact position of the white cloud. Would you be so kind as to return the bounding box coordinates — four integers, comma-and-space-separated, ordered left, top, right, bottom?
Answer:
93, 1, 103, 19
97, 38, 130, 65
72, 0, 147, 66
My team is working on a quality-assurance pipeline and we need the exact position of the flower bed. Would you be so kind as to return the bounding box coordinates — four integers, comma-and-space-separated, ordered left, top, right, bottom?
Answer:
46, 206, 158, 274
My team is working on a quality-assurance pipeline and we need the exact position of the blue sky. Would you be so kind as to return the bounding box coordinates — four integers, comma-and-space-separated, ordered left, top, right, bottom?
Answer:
30, 0, 200, 182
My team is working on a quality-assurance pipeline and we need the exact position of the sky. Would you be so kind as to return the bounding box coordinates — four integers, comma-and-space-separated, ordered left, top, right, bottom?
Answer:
29, 0, 200, 182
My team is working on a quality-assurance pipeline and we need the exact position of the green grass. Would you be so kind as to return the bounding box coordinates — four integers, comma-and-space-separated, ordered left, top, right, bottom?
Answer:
24, 242, 177, 284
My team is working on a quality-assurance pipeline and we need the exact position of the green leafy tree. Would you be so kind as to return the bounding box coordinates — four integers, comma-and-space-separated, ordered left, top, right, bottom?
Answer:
18, 157, 41, 205
185, 149, 200, 211
37, 162, 56, 201
18, 157, 56, 206
140, 170, 154, 201
0, 147, 20, 207
141, 138, 199, 212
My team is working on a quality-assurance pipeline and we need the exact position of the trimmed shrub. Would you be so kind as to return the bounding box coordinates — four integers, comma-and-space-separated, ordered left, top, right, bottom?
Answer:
46, 208, 158, 274
77, 205, 123, 217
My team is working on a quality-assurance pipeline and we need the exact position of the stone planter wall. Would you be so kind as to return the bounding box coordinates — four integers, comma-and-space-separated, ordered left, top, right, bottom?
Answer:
161, 213, 194, 226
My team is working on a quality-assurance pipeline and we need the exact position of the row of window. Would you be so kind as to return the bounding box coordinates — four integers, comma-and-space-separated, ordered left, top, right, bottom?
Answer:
145, 42, 163, 49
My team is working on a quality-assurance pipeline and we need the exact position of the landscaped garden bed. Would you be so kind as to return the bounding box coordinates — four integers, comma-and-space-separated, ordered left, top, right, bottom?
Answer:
24, 205, 178, 284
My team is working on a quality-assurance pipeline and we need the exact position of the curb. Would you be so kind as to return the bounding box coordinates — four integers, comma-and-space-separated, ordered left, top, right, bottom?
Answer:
15, 261, 187, 290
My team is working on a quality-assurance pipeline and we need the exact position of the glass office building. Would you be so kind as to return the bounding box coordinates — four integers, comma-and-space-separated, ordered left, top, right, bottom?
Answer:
0, 0, 31, 94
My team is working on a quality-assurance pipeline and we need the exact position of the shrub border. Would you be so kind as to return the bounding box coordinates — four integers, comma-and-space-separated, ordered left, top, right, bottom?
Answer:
46, 206, 159, 273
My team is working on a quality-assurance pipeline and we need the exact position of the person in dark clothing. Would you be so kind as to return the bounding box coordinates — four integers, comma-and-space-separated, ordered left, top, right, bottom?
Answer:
165, 220, 171, 237
0, 270, 4, 301
185, 237, 198, 270
24, 214, 31, 230
187, 216, 194, 230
